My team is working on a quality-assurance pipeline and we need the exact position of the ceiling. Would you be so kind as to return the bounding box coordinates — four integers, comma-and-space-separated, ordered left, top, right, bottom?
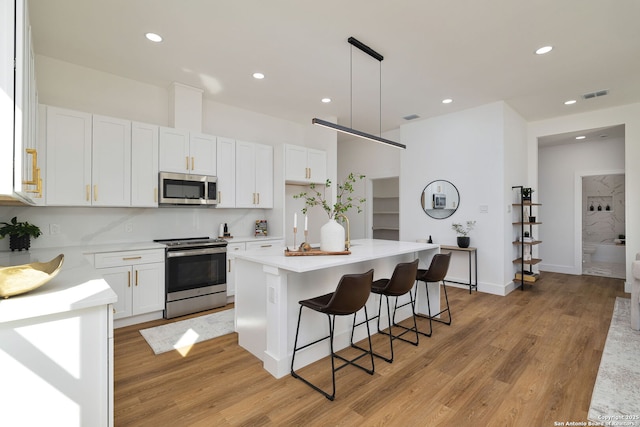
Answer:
28, 0, 640, 141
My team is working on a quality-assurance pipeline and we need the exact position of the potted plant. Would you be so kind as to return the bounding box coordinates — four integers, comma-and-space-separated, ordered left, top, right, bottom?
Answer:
521, 187, 534, 202
0, 216, 42, 251
293, 173, 366, 251
451, 220, 476, 248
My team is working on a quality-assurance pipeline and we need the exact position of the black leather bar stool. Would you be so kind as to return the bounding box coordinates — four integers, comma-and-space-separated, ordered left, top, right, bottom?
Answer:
290, 269, 374, 401
353, 259, 419, 363
415, 253, 452, 337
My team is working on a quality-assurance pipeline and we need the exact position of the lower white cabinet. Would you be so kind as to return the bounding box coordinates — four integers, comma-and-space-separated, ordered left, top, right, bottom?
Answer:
226, 239, 283, 297
93, 249, 165, 320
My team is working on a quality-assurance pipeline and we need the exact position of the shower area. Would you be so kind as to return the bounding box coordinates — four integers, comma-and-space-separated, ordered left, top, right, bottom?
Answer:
582, 174, 626, 279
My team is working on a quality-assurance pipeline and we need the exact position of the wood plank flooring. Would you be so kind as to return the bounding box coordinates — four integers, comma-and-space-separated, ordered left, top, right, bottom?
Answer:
114, 272, 626, 426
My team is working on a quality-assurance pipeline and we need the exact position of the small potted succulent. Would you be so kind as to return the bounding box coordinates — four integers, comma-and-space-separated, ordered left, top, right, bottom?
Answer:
0, 216, 42, 251
452, 220, 476, 248
521, 187, 534, 202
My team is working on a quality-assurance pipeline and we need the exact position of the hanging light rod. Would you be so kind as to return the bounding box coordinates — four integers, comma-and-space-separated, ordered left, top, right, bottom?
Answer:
312, 36, 405, 150
312, 118, 406, 149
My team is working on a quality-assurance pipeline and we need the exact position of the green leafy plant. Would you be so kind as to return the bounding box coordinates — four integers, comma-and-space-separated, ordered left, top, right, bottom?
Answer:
451, 221, 476, 237
0, 216, 42, 239
293, 173, 366, 219
521, 188, 534, 198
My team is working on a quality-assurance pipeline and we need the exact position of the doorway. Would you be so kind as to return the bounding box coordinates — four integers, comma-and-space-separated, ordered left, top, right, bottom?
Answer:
370, 177, 399, 240
581, 173, 626, 279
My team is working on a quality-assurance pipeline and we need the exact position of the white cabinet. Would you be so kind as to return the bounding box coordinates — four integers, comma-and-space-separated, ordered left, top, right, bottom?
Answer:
92, 115, 132, 206
1, 0, 42, 204
236, 140, 273, 208
45, 106, 92, 206
131, 122, 159, 207
0, 302, 113, 427
284, 144, 327, 184
216, 137, 236, 208
226, 239, 283, 297
158, 127, 216, 175
94, 249, 165, 320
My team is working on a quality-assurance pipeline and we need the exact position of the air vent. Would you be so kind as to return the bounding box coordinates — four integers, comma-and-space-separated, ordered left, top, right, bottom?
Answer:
403, 114, 420, 121
582, 89, 609, 100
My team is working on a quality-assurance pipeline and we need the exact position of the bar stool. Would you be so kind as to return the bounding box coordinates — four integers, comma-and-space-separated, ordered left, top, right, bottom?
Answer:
353, 259, 419, 363
290, 269, 375, 401
415, 253, 452, 337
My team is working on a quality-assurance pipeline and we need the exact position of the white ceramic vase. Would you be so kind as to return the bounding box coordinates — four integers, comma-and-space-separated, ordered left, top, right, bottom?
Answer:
320, 218, 345, 252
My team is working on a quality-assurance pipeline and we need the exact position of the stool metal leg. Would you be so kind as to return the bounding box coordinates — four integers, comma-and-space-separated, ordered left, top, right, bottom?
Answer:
418, 280, 452, 326
292, 306, 374, 401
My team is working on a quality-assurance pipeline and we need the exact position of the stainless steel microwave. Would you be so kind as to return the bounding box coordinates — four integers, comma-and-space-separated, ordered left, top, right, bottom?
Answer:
159, 172, 218, 206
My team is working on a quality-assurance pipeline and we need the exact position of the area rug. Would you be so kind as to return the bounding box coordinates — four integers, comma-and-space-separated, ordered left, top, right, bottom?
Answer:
139, 309, 235, 355
588, 298, 640, 426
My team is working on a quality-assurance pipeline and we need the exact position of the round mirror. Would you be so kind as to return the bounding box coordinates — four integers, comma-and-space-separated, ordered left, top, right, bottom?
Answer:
420, 180, 460, 219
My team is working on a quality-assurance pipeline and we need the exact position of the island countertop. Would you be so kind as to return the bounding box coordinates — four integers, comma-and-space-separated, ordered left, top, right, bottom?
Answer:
0, 248, 117, 324
232, 238, 439, 273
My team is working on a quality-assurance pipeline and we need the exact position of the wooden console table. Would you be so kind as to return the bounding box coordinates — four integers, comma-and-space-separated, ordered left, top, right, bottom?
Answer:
439, 245, 478, 294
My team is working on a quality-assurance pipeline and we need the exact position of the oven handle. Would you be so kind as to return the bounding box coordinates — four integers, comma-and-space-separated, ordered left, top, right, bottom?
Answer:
167, 247, 227, 258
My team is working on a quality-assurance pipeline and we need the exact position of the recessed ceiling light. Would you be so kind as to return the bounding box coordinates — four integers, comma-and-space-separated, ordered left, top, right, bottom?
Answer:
321, 98, 331, 103
564, 99, 577, 105
576, 136, 586, 140
253, 72, 265, 79
145, 33, 163, 43
535, 46, 553, 55
442, 98, 453, 104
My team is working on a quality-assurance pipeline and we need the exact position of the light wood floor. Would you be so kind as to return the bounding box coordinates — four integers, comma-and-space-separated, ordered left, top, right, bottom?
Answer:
114, 272, 626, 426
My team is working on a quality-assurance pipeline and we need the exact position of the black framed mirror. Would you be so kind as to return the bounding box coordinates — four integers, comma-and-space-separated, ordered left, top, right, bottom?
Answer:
420, 180, 460, 219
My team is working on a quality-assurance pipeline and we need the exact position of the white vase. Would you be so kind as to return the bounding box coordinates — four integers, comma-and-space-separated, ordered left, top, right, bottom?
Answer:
320, 219, 345, 252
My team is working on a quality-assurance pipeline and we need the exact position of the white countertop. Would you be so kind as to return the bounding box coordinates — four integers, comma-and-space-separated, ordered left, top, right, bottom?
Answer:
233, 239, 439, 273
0, 247, 117, 324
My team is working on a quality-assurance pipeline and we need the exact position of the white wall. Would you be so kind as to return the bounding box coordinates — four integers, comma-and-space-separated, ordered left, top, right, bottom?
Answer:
337, 128, 400, 241
538, 138, 624, 274
400, 102, 525, 295
528, 102, 640, 291
0, 56, 336, 251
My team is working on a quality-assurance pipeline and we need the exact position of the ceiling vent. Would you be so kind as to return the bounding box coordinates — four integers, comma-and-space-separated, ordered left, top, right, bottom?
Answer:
403, 114, 420, 121
582, 89, 609, 100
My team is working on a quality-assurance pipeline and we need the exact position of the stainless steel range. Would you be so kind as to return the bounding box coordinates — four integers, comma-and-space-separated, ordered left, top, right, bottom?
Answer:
154, 237, 228, 319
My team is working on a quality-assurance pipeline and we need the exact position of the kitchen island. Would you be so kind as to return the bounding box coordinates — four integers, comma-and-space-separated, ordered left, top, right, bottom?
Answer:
233, 239, 439, 378
0, 248, 117, 427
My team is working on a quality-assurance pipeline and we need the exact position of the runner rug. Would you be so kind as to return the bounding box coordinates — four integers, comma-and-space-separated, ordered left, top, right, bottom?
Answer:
139, 309, 234, 355
588, 298, 640, 426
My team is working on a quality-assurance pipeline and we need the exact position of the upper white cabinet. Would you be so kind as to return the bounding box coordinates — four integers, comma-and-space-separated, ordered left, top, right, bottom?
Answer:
216, 137, 236, 208
45, 106, 92, 206
1, 0, 41, 204
92, 115, 132, 206
158, 127, 216, 175
284, 144, 327, 184
131, 122, 159, 207
235, 141, 273, 208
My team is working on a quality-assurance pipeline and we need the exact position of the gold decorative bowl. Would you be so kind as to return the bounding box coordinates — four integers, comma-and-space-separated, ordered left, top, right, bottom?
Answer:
0, 254, 64, 298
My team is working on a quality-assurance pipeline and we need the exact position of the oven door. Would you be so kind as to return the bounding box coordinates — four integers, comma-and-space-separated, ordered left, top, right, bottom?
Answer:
166, 246, 226, 295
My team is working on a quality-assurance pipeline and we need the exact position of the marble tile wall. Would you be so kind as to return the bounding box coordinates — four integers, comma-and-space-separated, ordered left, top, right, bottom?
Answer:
583, 174, 625, 243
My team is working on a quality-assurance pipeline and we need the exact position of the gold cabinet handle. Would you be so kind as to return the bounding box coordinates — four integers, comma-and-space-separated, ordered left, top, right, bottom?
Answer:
228, 259, 231, 273
122, 256, 142, 261
257, 192, 260, 205
23, 148, 38, 185
94, 185, 98, 201
191, 157, 194, 170
154, 187, 158, 203
135, 270, 139, 286
218, 191, 221, 203
252, 193, 256, 204
186, 156, 189, 170
86, 185, 90, 201
127, 271, 131, 287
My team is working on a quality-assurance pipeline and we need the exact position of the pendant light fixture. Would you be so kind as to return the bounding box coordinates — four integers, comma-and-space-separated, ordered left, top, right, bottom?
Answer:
312, 37, 406, 150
